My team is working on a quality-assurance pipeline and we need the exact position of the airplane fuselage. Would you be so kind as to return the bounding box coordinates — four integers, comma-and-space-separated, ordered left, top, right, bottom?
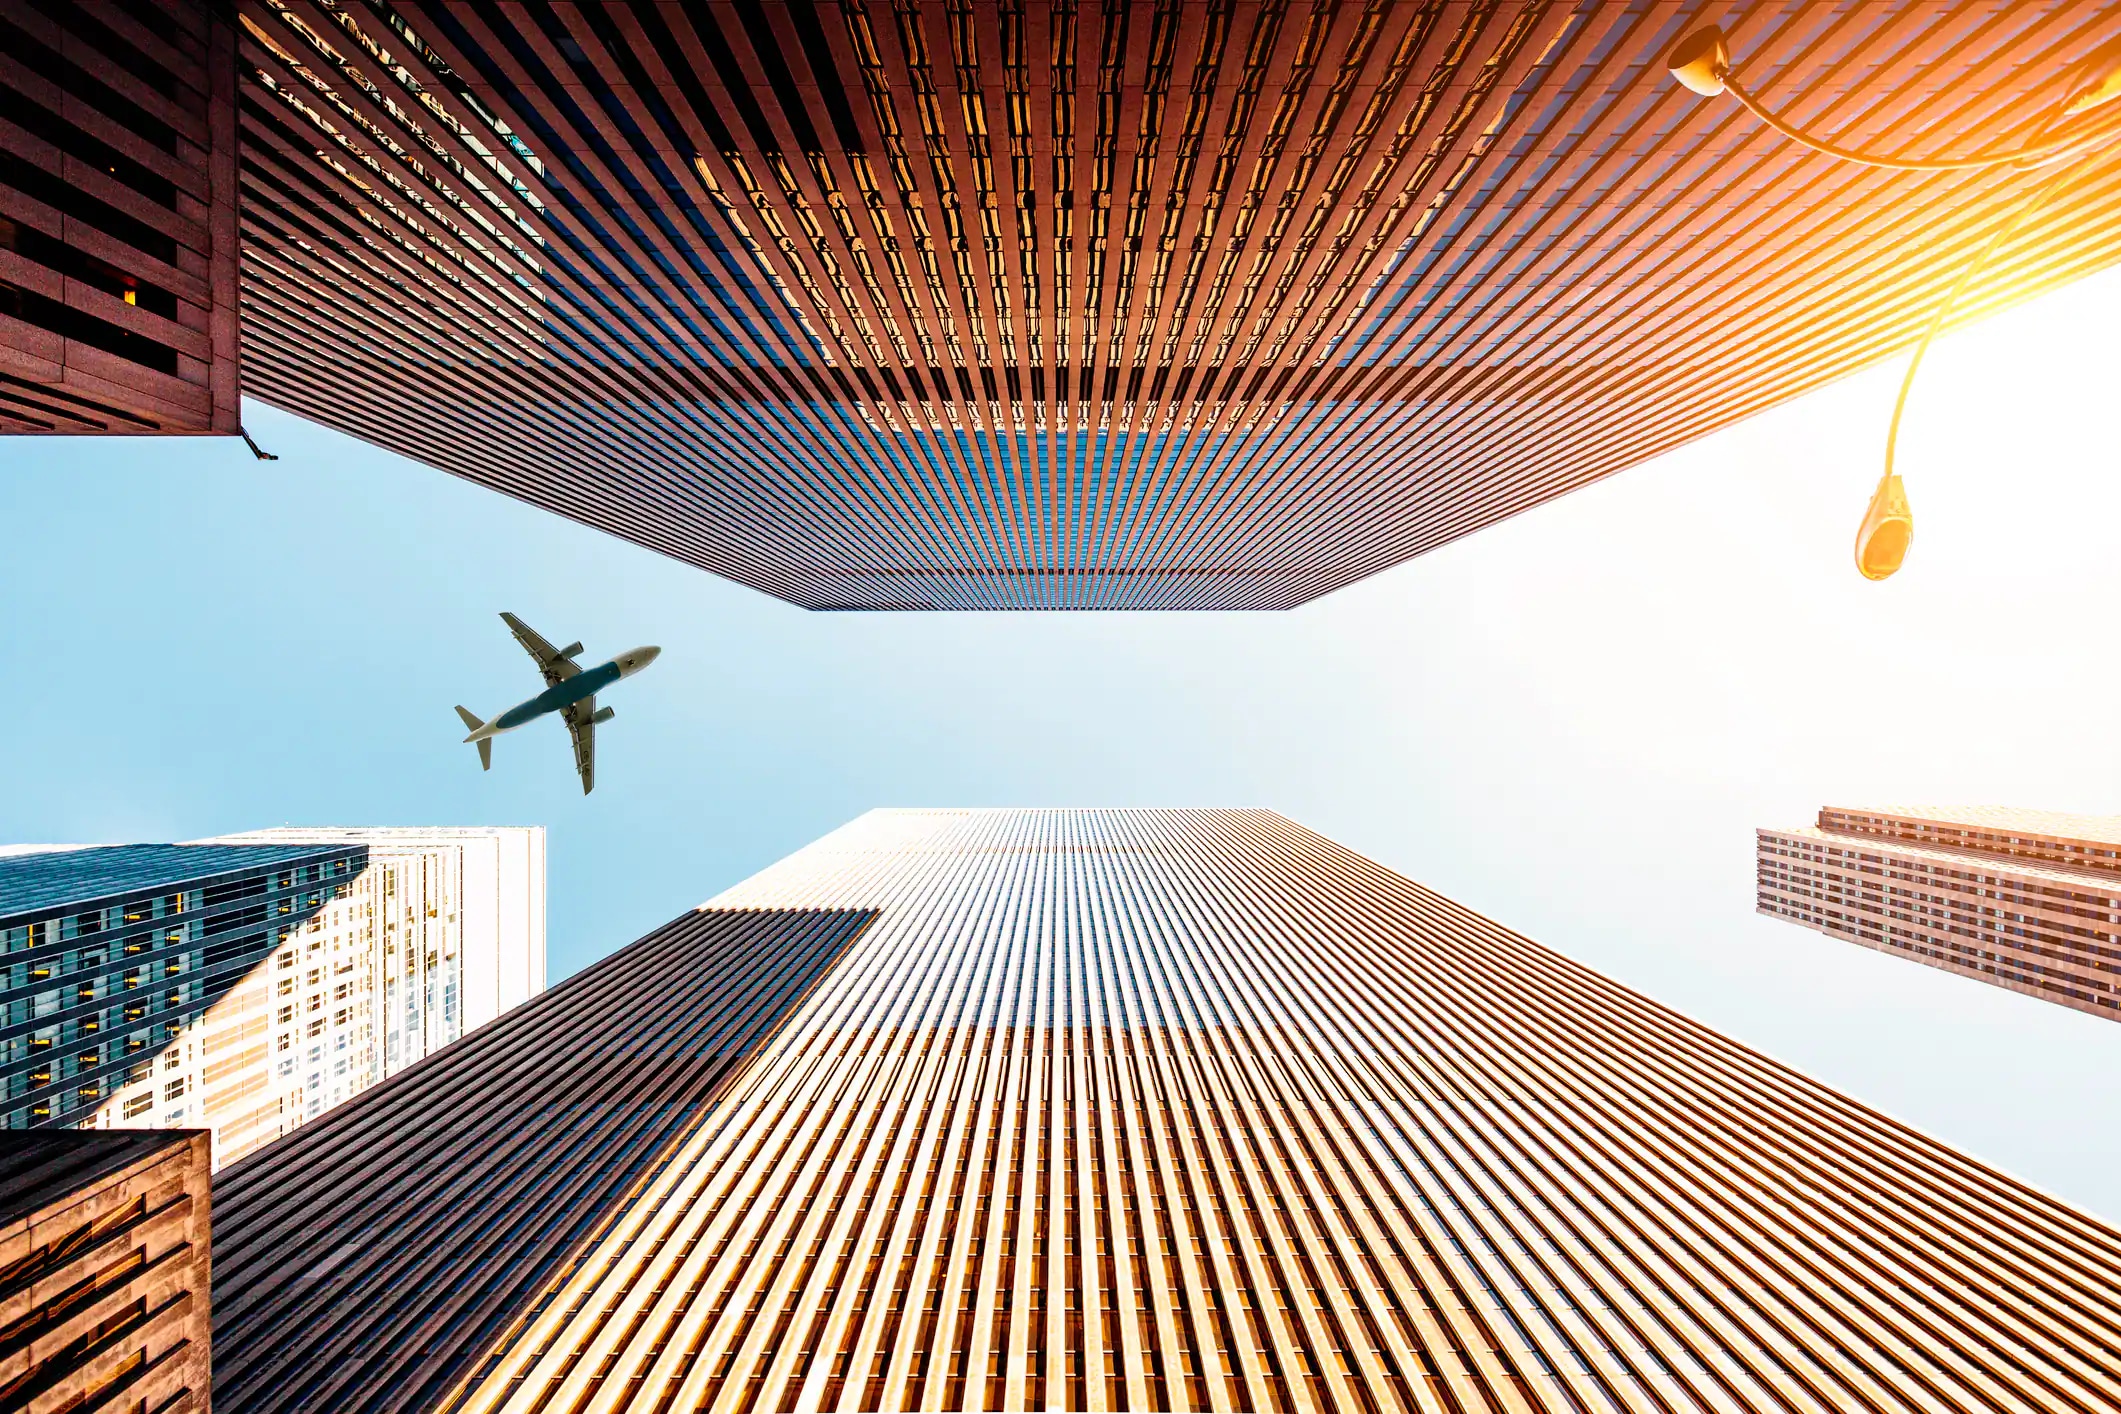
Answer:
467, 648, 657, 741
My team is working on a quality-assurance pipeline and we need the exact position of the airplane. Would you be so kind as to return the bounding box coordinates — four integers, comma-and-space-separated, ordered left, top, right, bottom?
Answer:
454, 613, 660, 794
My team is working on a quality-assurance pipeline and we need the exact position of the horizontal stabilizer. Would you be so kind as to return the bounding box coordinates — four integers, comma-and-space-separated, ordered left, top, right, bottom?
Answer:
455, 706, 493, 771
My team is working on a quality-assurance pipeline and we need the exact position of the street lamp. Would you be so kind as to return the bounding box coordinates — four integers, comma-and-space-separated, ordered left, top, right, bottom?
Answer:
1668, 24, 2121, 580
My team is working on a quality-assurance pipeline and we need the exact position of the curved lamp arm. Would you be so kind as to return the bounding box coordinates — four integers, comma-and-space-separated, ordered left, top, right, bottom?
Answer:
1723, 74, 2118, 171
1669, 23, 2121, 580
1882, 164, 2079, 487
1670, 26, 2121, 172
1854, 165, 2077, 578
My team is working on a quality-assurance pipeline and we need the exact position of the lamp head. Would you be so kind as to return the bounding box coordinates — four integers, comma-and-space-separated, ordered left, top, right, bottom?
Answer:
1668, 25, 1731, 97
1854, 474, 1914, 581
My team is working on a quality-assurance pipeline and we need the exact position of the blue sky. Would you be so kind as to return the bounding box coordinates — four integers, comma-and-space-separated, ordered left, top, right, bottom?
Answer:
5, 268, 2119, 1219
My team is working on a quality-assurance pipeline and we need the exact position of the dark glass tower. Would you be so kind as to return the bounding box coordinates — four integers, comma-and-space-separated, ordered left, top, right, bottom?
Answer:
0, 843, 365, 1131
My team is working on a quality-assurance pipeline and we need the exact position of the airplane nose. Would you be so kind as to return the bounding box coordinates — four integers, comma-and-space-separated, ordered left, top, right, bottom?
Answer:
641, 646, 662, 665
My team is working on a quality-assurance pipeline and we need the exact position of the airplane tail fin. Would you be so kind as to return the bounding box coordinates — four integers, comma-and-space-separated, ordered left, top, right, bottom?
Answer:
455, 706, 493, 771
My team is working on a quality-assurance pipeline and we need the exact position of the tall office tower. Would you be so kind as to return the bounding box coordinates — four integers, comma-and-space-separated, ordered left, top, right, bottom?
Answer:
0, 828, 544, 1167
212, 809, 2121, 1414
0, 0, 242, 433
0, 1128, 213, 1413
13, 5, 2121, 608
1759, 805, 2121, 1022
130, 825, 544, 1164
199, 825, 548, 1071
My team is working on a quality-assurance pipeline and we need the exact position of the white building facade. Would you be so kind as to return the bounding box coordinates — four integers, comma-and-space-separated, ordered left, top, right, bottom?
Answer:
88, 827, 545, 1167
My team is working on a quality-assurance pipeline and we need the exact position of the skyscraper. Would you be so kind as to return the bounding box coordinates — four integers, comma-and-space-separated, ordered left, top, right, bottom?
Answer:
0, 1128, 213, 1414
0, 827, 544, 1167
10, 3, 2121, 606
212, 808, 2121, 1413
199, 825, 547, 1074
0, 841, 365, 1136
0, 0, 242, 434
1758, 804, 2121, 1022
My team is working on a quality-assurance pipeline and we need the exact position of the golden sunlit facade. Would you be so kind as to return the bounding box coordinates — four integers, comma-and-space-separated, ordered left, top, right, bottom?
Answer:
213, 809, 2121, 1412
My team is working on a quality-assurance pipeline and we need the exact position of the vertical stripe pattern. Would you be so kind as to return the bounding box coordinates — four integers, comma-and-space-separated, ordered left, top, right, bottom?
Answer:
225, 2, 2121, 609
429, 808, 2121, 1413
210, 906, 875, 1414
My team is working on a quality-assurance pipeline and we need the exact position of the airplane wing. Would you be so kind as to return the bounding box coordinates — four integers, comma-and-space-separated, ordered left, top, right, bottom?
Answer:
563, 697, 596, 795
500, 611, 581, 687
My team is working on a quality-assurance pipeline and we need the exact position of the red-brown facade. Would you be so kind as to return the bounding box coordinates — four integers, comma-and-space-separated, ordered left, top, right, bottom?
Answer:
9, 5, 2121, 603
0, 1128, 212, 1413
224, 1, 2121, 608
0, 0, 242, 434
1759, 804, 2121, 1021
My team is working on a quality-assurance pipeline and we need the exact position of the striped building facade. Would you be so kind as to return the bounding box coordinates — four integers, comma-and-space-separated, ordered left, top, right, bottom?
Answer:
0, 1129, 213, 1413
9, 3, 2121, 605
0, 0, 243, 434
1758, 804, 2121, 1022
224, 0, 2121, 609
214, 808, 2121, 1413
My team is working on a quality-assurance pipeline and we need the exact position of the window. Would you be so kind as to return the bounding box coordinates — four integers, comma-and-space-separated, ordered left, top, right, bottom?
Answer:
163, 1077, 186, 1102
123, 1093, 152, 1119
